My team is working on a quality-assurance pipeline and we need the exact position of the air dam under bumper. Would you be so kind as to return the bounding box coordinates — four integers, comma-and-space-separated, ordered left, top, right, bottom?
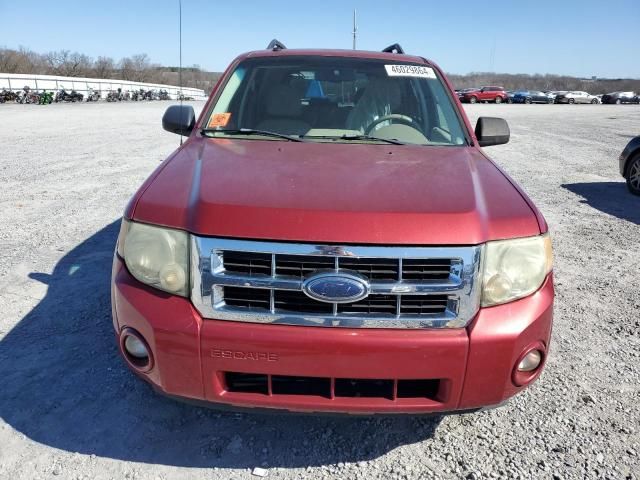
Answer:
112, 257, 553, 414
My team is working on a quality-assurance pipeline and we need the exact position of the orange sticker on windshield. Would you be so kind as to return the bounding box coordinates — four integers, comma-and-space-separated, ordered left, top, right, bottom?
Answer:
208, 112, 231, 128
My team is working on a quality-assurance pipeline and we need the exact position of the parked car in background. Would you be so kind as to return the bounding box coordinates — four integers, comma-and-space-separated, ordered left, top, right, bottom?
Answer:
512, 91, 555, 104
460, 86, 508, 104
555, 91, 599, 104
549, 91, 567, 103
601, 92, 637, 104
620, 136, 640, 195
456, 88, 477, 99
633, 94, 640, 104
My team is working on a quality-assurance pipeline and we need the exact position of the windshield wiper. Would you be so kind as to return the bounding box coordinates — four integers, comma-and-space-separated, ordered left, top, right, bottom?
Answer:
303, 134, 406, 145
340, 134, 407, 145
201, 128, 304, 142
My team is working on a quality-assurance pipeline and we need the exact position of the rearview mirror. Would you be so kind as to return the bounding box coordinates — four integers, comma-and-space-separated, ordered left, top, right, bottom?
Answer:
162, 105, 195, 136
475, 117, 510, 147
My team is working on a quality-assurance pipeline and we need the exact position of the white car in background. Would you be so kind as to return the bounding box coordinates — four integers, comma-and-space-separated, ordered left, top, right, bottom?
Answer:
555, 91, 600, 104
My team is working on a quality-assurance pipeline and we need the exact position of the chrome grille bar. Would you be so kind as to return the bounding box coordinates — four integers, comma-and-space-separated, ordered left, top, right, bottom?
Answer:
191, 237, 483, 329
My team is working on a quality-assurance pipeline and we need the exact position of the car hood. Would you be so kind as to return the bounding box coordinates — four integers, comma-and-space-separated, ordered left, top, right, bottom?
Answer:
131, 137, 541, 245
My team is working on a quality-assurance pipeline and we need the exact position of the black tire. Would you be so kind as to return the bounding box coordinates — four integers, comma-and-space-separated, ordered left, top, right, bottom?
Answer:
626, 155, 640, 196
548, 98, 554, 104
525, 98, 532, 104
591, 99, 598, 104
569, 98, 575, 104
469, 96, 477, 104
495, 96, 502, 104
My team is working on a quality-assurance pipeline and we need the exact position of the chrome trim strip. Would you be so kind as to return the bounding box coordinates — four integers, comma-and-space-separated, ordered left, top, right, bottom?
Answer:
191, 236, 483, 329
208, 272, 464, 294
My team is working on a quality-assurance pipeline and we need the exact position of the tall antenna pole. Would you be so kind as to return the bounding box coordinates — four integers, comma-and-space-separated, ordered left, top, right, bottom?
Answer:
179, 0, 183, 145
489, 38, 496, 72
352, 9, 357, 50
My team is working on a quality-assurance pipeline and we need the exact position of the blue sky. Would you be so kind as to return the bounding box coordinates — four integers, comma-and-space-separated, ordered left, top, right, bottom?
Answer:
1, 0, 638, 78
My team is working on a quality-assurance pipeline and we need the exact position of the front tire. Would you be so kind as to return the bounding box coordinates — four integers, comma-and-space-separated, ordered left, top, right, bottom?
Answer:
569, 98, 575, 104
469, 96, 478, 104
495, 96, 502, 104
525, 98, 532, 104
626, 155, 640, 196
591, 99, 598, 104
548, 98, 554, 104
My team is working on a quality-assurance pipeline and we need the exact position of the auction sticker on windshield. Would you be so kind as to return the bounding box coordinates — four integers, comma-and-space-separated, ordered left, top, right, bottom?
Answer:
208, 112, 232, 128
385, 65, 436, 79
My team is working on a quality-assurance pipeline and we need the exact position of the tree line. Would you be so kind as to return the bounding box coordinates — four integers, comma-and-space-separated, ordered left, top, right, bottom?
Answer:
1, 47, 638, 95
0, 47, 221, 92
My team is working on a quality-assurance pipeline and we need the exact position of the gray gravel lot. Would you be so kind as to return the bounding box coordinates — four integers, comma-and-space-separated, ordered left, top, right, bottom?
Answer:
0, 101, 639, 480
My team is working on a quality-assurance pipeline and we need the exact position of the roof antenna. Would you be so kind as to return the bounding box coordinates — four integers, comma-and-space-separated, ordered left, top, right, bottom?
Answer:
178, 0, 184, 145
352, 9, 357, 50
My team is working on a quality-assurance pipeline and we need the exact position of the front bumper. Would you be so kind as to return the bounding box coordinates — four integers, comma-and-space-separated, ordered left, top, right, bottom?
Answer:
112, 256, 554, 414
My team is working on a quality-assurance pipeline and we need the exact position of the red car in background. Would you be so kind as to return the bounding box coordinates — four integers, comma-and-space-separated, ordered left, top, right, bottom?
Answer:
112, 41, 553, 414
461, 86, 508, 104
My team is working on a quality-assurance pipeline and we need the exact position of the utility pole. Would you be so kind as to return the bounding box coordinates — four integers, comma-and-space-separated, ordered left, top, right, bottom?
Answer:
352, 9, 357, 50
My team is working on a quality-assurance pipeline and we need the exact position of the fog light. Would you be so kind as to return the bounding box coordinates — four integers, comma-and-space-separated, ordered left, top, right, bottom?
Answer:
517, 350, 542, 372
124, 335, 149, 359
120, 328, 153, 372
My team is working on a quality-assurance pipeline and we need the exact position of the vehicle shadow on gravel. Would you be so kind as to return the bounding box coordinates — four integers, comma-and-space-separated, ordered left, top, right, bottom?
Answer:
562, 182, 640, 225
0, 220, 443, 469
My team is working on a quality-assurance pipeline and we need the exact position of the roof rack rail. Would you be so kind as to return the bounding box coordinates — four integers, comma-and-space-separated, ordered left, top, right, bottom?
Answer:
382, 43, 405, 54
267, 39, 287, 51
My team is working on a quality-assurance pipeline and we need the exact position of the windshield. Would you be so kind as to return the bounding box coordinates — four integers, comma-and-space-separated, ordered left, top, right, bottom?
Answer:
203, 56, 468, 146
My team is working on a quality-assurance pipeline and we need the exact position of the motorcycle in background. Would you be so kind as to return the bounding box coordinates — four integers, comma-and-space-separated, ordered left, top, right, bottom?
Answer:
38, 91, 54, 104
55, 87, 84, 102
17, 86, 40, 104
86, 88, 100, 102
0, 89, 18, 103
106, 89, 120, 102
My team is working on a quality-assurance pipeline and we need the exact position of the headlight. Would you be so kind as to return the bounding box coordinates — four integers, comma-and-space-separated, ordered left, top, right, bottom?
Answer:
481, 233, 553, 307
117, 219, 189, 296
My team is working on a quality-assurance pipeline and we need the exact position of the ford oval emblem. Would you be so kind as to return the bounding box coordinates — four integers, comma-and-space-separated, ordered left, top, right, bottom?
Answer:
302, 273, 370, 303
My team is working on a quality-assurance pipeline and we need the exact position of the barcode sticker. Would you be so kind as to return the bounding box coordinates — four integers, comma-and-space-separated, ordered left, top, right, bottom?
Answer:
385, 65, 436, 79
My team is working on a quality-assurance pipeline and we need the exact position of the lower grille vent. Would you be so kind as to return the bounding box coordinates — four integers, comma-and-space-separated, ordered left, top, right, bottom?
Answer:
224, 372, 441, 400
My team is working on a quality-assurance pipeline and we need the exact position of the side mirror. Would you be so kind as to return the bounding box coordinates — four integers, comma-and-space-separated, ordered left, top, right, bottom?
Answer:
475, 117, 510, 147
162, 105, 195, 136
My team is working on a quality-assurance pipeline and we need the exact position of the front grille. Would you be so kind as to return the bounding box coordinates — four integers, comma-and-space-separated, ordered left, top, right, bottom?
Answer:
224, 372, 441, 401
192, 237, 482, 329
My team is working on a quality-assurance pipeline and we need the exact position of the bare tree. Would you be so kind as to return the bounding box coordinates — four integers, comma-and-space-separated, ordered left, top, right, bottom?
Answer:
94, 56, 115, 79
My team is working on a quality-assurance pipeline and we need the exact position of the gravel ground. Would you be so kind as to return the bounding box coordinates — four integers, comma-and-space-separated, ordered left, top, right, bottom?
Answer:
0, 101, 639, 480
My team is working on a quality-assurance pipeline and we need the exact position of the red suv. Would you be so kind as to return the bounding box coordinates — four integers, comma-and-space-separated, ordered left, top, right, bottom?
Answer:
112, 42, 553, 414
461, 86, 508, 104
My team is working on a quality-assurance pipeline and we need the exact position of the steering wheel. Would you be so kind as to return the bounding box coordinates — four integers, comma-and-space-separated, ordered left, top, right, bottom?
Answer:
364, 114, 418, 135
